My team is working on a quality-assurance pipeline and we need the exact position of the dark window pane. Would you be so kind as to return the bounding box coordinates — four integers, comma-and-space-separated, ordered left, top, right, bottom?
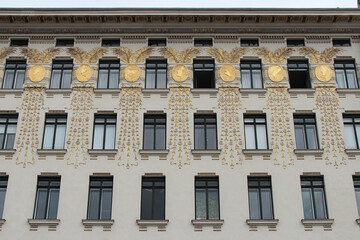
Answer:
155, 125, 166, 150
313, 188, 327, 219
195, 189, 207, 219
47, 189, 59, 219
0, 188, 7, 219
260, 189, 273, 219
141, 188, 153, 220
34, 189, 48, 219
88, 189, 100, 220
153, 188, 165, 220
207, 189, 219, 219
100, 189, 112, 220
249, 189, 261, 219
195, 125, 205, 149
302, 188, 315, 219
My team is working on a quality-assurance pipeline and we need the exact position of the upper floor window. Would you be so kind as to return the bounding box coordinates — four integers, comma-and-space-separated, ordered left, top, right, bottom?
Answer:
97, 60, 120, 89
56, 39, 74, 47
50, 60, 73, 89
301, 176, 328, 220
101, 39, 120, 47
10, 39, 28, 47
195, 176, 220, 220
42, 115, 67, 150
2, 60, 26, 89
241, 39, 259, 47
294, 115, 319, 150
240, 60, 262, 88
335, 60, 358, 89
33, 177, 60, 220
193, 60, 215, 88
0, 176, 8, 219
143, 114, 166, 150
194, 114, 217, 150
244, 115, 268, 150
333, 39, 351, 47
343, 115, 360, 149
87, 177, 113, 220
145, 60, 167, 89
92, 115, 116, 150
353, 176, 360, 217
194, 39, 213, 47
248, 177, 274, 220
141, 177, 165, 220
287, 60, 310, 88
148, 39, 166, 47
287, 39, 305, 47
0, 115, 18, 150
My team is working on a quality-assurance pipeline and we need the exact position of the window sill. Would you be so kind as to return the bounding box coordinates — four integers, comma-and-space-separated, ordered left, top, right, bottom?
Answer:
37, 149, 67, 155
45, 89, 72, 94
88, 149, 118, 155
240, 88, 266, 94
294, 149, 324, 155
28, 219, 60, 231
136, 219, 169, 231
242, 149, 272, 155
94, 89, 120, 93
288, 88, 315, 94
0, 149, 16, 155
139, 149, 169, 155
0, 89, 24, 94
191, 88, 218, 94
246, 219, 279, 231
142, 89, 170, 94
301, 219, 334, 231
336, 88, 360, 94
0, 219, 5, 230
191, 219, 224, 231
82, 219, 114, 231
345, 149, 360, 155
191, 149, 221, 160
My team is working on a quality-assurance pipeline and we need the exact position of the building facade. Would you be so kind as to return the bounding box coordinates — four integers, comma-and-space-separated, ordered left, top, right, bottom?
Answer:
0, 8, 359, 239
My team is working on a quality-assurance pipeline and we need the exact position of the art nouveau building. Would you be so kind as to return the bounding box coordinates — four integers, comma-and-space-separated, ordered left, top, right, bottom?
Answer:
0, 8, 359, 240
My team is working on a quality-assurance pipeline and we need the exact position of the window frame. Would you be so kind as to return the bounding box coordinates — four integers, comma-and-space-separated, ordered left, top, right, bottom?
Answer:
287, 59, 311, 88
42, 115, 67, 150
194, 114, 218, 150
240, 60, 263, 88
97, 60, 120, 89
353, 176, 360, 217
194, 39, 213, 47
0, 114, 18, 150
343, 115, 360, 149
332, 39, 351, 47
247, 177, 274, 220
244, 114, 269, 150
87, 177, 113, 220
140, 176, 166, 220
49, 60, 73, 89
55, 38, 74, 47
10, 38, 28, 47
193, 59, 215, 88
101, 39, 120, 47
293, 115, 319, 150
2, 60, 26, 89
92, 114, 116, 150
240, 39, 259, 47
334, 60, 359, 89
143, 114, 166, 150
286, 39, 305, 47
194, 176, 220, 220
148, 39, 166, 47
0, 176, 8, 219
145, 60, 167, 89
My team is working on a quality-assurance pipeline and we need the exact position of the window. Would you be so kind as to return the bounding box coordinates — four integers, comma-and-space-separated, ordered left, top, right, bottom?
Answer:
143, 114, 166, 150
102, 39, 120, 47
287, 60, 311, 88
33, 177, 60, 220
50, 60, 73, 89
92, 115, 116, 150
145, 60, 167, 88
10, 39, 28, 47
97, 60, 120, 89
0, 176, 8, 219
240, 60, 263, 88
194, 114, 217, 150
343, 115, 360, 149
141, 177, 165, 220
335, 60, 358, 89
193, 60, 215, 88
148, 39, 166, 47
2, 60, 26, 89
294, 115, 319, 150
56, 39, 74, 47
195, 177, 220, 220
42, 115, 67, 150
353, 176, 360, 217
333, 39, 351, 47
244, 115, 268, 150
241, 39, 259, 47
194, 39, 213, 47
301, 176, 328, 219
248, 177, 274, 220
0, 115, 18, 150
287, 39, 305, 47
87, 177, 113, 220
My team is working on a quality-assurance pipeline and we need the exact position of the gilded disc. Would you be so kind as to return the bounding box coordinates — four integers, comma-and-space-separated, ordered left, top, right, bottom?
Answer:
124, 65, 141, 82
29, 65, 45, 82
76, 65, 93, 82
220, 65, 236, 82
268, 65, 284, 82
315, 65, 332, 82
171, 65, 188, 82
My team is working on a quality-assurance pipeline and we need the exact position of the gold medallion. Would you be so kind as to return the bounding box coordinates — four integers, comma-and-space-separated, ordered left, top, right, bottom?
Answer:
220, 65, 236, 82
29, 65, 45, 82
76, 65, 93, 82
171, 65, 188, 82
315, 65, 332, 82
124, 65, 141, 82
268, 65, 284, 82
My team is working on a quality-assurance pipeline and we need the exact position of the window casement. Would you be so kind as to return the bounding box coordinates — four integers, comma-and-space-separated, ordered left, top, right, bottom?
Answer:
335, 60, 358, 89
148, 39, 166, 47
92, 115, 116, 150
0, 176, 8, 219
97, 60, 120, 89
143, 114, 166, 150
343, 115, 360, 149
241, 39, 259, 47
33, 177, 61, 220
55, 38, 74, 47
240, 60, 263, 88
141, 177, 165, 220
287, 39, 305, 47
244, 115, 268, 150
248, 177, 274, 220
194, 39, 213, 47
195, 176, 220, 220
2, 60, 26, 89
193, 60, 215, 88
287, 60, 311, 88
50, 60, 73, 89
42, 115, 67, 150
145, 60, 167, 89
101, 39, 120, 47
10, 38, 28, 47
353, 176, 360, 217
194, 114, 217, 150
0, 115, 18, 150
333, 38, 351, 47
301, 176, 328, 220
87, 177, 113, 220
294, 115, 319, 150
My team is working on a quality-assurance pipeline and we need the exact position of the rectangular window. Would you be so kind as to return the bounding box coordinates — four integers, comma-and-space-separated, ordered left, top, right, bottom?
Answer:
333, 39, 351, 47
294, 115, 319, 150
141, 177, 165, 220
241, 39, 259, 47
102, 39, 120, 47
343, 115, 360, 149
287, 39, 305, 47
92, 115, 116, 150
335, 60, 358, 89
2, 60, 26, 89
145, 60, 167, 89
248, 177, 274, 220
240, 60, 263, 88
143, 114, 166, 150
244, 115, 268, 150
97, 60, 120, 89
288, 60, 311, 88
56, 39, 74, 47
194, 114, 217, 150
50, 60, 73, 89
0, 115, 18, 150
10, 39, 28, 47
148, 39, 166, 47
195, 177, 220, 220
87, 177, 113, 220
301, 176, 328, 219
33, 177, 60, 220
194, 39, 213, 47
0, 176, 8, 219
353, 176, 360, 217
42, 115, 67, 150
193, 60, 215, 88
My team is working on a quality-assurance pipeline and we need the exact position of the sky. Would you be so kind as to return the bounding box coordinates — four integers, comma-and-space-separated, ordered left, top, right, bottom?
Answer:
0, 0, 357, 9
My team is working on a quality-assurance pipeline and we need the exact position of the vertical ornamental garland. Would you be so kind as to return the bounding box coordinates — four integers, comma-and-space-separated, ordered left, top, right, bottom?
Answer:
67, 86, 93, 167
218, 88, 242, 168
16, 85, 45, 167
117, 87, 142, 169
316, 87, 346, 167
168, 87, 192, 168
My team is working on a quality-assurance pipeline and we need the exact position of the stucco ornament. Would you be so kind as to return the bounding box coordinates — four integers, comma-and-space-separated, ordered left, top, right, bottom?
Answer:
29, 65, 46, 82
220, 65, 236, 82
171, 65, 188, 82
315, 65, 332, 82
268, 65, 285, 82
76, 65, 93, 82
124, 65, 141, 82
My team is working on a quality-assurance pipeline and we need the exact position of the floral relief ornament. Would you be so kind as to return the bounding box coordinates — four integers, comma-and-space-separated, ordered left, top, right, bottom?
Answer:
29, 65, 46, 82
171, 65, 189, 82
268, 65, 285, 82
76, 65, 93, 82
219, 65, 236, 82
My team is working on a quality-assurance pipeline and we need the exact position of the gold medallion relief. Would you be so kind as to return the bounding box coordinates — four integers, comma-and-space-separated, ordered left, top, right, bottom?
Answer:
220, 65, 236, 82
171, 65, 188, 82
29, 65, 46, 82
124, 65, 141, 82
315, 65, 332, 82
268, 65, 285, 82
76, 65, 93, 82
